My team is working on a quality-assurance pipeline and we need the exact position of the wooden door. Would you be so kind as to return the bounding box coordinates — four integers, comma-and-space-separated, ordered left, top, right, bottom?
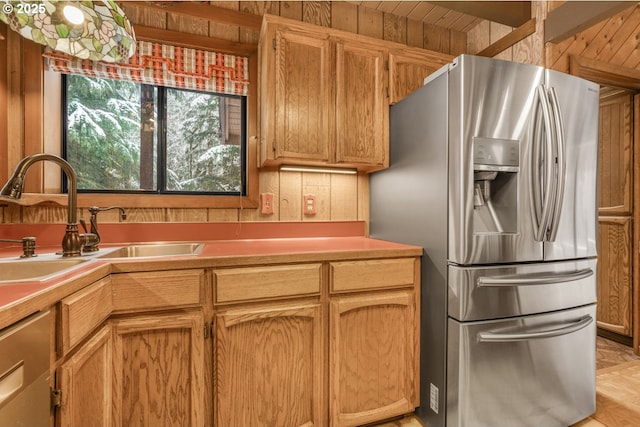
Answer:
57, 325, 113, 427
214, 302, 324, 427
597, 90, 634, 337
329, 290, 417, 427
270, 26, 332, 163
111, 312, 205, 427
334, 39, 388, 168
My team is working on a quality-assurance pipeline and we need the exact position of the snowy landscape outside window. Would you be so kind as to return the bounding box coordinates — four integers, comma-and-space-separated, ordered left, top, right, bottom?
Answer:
63, 74, 246, 195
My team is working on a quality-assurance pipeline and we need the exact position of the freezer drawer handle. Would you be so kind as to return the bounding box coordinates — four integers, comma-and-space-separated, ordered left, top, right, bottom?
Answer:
478, 315, 593, 342
477, 268, 593, 287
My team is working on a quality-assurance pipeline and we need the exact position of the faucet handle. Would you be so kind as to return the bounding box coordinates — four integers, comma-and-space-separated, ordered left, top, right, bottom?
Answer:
79, 218, 89, 234
89, 205, 126, 220
81, 205, 126, 253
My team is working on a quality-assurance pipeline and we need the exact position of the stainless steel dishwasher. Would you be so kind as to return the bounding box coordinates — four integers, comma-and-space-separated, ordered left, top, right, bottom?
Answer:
0, 310, 51, 427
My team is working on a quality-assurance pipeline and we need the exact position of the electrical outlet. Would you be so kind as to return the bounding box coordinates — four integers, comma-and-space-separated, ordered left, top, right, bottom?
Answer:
303, 194, 316, 215
260, 192, 274, 215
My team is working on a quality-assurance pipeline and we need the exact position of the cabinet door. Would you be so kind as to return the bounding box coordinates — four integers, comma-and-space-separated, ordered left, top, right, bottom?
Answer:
112, 312, 205, 427
268, 27, 332, 162
597, 91, 634, 337
58, 325, 113, 427
214, 302, 324, 427
597, 217, 632, 335
388, 48, 452, 104
330, 291, 418, 427
335, 39, 388, 168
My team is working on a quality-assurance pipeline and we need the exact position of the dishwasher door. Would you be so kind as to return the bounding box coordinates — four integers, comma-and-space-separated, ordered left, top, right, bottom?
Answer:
0, 310, 51, 427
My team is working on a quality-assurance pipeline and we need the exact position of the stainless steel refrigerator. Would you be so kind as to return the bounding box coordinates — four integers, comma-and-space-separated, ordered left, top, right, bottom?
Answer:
370, 54, 599, 427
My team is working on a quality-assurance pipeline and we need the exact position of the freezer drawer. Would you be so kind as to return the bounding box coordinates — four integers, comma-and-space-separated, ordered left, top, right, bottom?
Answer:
448, 258, 596, 321
446, 304, 596, 427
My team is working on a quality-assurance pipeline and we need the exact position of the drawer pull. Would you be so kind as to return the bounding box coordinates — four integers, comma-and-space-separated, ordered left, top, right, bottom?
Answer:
478, 315, 593, 342
477, 268, 593, 287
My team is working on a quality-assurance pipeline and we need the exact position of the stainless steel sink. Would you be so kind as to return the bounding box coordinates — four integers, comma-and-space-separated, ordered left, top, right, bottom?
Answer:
0, 258, 88, 284
98, 242, 204, 258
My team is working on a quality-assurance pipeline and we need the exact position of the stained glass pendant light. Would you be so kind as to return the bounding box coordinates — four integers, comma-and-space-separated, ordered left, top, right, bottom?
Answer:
0, 0, 136, 62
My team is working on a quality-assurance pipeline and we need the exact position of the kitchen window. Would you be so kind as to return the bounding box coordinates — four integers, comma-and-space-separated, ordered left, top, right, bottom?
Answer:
41, 38, 258, 209
63, 74, 246, 195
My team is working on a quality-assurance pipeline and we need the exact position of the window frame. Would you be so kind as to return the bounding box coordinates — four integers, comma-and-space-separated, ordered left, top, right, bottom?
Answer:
41, 42, 259, 210
61, 75, 248, 196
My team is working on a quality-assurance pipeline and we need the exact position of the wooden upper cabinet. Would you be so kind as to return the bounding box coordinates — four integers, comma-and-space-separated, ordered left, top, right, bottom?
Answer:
271, 26, 331, 163
335, 39, 388, 167
259, 14, 389, 172
598, 91, 633, 215
388, 47, 453, 104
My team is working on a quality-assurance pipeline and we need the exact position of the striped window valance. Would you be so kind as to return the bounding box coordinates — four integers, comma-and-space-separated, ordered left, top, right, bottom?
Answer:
44, 40, 249, 96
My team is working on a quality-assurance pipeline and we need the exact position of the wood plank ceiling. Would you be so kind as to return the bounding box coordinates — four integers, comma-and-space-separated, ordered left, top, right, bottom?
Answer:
137, 1, 505, 33
345, 1, 531, 32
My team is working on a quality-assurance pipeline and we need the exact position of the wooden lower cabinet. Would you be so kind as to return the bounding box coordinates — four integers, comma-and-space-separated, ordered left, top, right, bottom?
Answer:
214, 301, 324, 427
54, 257, 420, 427
597, 217, 633, 335
330, 290, 418, 427
212, 258, 420, 427
111, 311, 205, 427
57, 324, 113, 427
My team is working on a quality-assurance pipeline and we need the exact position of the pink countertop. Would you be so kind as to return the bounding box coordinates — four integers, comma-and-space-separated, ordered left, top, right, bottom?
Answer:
197, 235, 419, 257
0, 222, 422, 330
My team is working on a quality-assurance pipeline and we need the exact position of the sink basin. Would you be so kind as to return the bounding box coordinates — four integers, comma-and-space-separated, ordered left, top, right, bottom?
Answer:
99, 242, 204, 258
0, 258, 88, 284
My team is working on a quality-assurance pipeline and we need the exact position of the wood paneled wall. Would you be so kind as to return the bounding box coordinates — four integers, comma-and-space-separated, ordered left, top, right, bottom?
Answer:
0, 26, 47, 225
0, 1, 467, 225
466, 1, 545, 66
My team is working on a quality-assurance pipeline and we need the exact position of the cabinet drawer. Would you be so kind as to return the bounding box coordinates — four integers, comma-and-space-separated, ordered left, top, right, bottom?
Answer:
214, 264, 322, 303
331, 258, 416, 292
60, 277, 112, 354
111, 269, 204, 312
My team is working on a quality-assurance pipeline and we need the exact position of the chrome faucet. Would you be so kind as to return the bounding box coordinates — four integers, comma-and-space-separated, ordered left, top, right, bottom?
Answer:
81, 205, 126, 252
0, 153, 97, 257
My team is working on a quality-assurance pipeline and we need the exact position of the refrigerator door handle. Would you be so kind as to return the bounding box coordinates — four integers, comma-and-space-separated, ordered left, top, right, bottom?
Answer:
548, 87, 566, 242
531, 90, 544, 230
477, 315, 593, 342
533, 85, 555, 242
477, 267, 594, 287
